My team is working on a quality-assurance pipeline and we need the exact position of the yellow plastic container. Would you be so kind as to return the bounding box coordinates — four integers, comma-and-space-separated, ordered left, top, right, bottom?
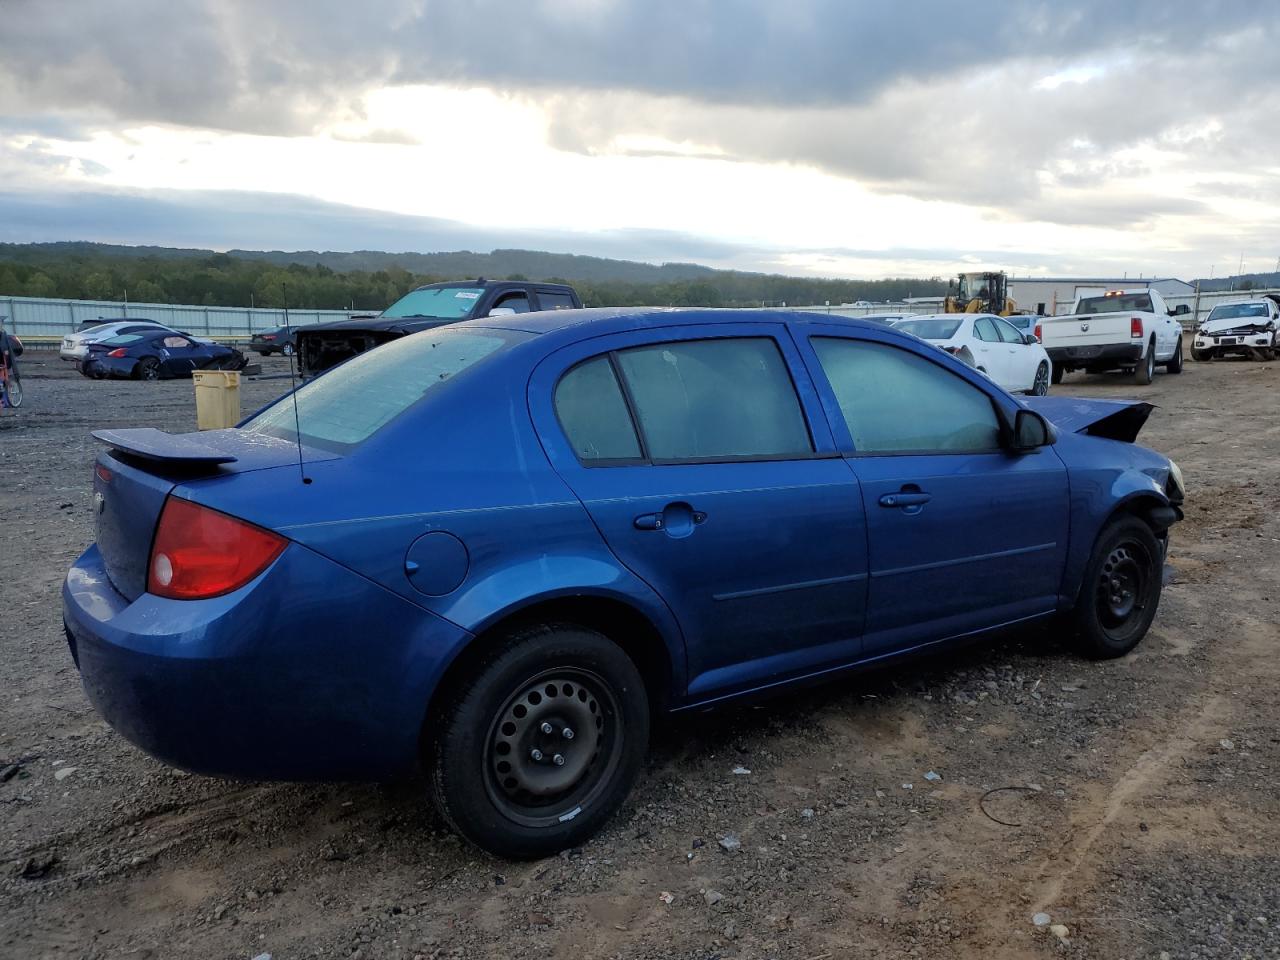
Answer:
192, 370, 242, 430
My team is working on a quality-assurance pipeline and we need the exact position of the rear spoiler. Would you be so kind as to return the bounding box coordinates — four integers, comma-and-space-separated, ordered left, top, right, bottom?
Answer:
1021, 397, 1154, 443
92, 428, 238, 464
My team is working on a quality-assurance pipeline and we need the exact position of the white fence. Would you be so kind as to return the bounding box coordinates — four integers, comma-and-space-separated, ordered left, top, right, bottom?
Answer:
0, 295, 363, 339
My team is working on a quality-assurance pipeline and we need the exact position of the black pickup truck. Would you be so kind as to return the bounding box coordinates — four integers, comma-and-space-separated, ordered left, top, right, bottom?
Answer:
297, 279, 582, 376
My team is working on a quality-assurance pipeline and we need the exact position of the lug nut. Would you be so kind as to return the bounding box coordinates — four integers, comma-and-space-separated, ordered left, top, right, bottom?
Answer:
552, 754, 566, 766
530, 749, 544, 762
561, 727, 575, 740
540, 721, 554, 734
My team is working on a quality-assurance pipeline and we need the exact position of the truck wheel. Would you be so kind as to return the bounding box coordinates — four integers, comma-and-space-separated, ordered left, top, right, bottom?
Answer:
1071, 516, 1163, 660
1134, 342, 1155, 384
1166, 337, 1183, 374
428, 624, 649, 859
1050, 364, 1064, 385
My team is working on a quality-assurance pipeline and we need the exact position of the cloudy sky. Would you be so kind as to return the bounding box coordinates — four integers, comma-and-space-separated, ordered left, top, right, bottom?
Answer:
1, 0, 1277, 279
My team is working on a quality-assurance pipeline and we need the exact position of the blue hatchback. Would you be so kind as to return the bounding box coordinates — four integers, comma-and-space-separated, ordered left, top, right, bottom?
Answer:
63, 308, 1184, 857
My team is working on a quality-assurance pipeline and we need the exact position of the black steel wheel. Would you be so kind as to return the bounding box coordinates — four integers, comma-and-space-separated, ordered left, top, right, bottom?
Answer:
1030, 361, 1050, 395
428, 624, 649, 858
135, 357, 161, 381
1071, 516, 1163, 659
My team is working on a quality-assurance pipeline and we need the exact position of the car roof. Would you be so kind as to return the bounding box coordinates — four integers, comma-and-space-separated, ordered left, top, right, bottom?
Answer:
472, 306, 899, 339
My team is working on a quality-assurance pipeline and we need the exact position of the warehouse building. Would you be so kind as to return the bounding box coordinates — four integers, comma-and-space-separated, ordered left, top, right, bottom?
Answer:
1008, 277, 1195, 316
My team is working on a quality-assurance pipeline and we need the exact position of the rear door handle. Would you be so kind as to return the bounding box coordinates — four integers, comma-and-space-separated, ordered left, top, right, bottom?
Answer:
879, 492, 932, 508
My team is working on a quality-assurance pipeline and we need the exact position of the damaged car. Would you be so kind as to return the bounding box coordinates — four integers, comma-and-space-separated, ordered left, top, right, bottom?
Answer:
64, 308, 1183, 859
80, 332, 246, 380
296, 279, 582, 376
1191, 295, 1280, 361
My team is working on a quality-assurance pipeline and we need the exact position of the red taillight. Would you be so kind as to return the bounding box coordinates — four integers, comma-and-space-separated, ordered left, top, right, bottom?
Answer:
95, 463, 112, 484
261, 334, 276, 341
1033, 323, 1042, 342
148, 497, 287, 600
107, 348, 128, 358
1130, 317, 1143, 338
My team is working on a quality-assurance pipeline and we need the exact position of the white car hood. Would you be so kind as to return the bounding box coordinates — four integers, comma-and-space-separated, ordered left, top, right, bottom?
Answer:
1200, 314, 1272, 335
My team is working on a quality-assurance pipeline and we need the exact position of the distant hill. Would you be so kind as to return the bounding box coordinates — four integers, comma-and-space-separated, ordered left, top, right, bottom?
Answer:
1191, 271, 1280, 292
0, 240, 948, 310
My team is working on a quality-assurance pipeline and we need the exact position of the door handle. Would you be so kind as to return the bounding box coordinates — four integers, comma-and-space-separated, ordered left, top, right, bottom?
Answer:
879, 491, 932, 508
634, 505, 708, 532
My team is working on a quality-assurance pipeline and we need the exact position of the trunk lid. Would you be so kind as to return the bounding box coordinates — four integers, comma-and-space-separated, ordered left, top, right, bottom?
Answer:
1040, 312, 1137, 347
90, 428, 338, 601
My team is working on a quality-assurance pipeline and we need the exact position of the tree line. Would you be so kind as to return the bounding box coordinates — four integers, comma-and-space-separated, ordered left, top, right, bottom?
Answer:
0, 247, 947, 311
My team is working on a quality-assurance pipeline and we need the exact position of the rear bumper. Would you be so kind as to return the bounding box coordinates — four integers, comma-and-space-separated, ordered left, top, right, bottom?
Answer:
79, 357, 136, 379
1046, 343, 1143, 368
63, 541, 474, 781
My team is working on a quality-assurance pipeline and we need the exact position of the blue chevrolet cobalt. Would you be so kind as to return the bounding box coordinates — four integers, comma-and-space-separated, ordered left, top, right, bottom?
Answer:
64, 309, 1184, 857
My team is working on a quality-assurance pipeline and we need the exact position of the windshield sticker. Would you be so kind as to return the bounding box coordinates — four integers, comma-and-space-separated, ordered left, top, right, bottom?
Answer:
454, 291, 480, 300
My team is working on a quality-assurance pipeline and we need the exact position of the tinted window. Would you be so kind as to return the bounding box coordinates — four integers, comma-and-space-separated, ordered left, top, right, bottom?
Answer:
615, 338, 812, 461
554, 357, 642, 462
537, 291, 577, 311
811, 338, 1001, 454
101, 334, 145, 346
492, 291, 531, 314
244, 329, 521, 451
973, 317, 999, 342
993, 318, 1024, 343
1077, 293, 1153, 315
895, 317, 962, 340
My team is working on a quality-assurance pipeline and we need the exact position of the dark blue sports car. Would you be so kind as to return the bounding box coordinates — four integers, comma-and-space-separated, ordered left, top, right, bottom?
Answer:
81, 331, 246, 380
63, 308, 1184, 857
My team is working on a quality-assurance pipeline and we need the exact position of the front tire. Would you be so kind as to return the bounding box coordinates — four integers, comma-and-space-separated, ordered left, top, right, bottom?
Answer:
1029, 361, 1050, 395
428, 624, 649, 858
1191, 347, 1213, 362
1166, 337, 1183, 374
3, 367, 20, 407
1071, 516, 1163, 660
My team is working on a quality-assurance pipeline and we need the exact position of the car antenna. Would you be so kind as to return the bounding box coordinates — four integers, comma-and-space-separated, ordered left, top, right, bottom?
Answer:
281, 283, 311, 485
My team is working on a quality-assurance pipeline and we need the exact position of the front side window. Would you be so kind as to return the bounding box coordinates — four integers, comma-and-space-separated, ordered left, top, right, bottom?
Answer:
811, 338, 1001, 454
973, 317, 999, 342
993, 318, 1025, 343
614, 338, 812, 461
554, 357, 642, 462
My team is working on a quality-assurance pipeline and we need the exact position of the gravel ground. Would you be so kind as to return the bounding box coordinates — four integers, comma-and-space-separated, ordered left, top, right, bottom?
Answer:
1, 347, 1277, 960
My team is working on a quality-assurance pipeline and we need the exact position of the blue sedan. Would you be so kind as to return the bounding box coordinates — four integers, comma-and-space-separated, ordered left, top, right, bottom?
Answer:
63, 308, 1184, 857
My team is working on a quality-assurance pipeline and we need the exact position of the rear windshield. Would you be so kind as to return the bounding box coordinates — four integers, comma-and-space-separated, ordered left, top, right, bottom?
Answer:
894, 317, 962, 340
243, 328, 523, 451
1207, 302, 1267, 321
1077, 293, 1153, 314
101, 334, 146, 346
382, 286, 486, 319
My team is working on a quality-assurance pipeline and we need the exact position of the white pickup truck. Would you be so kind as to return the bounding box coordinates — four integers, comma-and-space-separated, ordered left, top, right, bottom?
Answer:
1039, 288, 1188, 385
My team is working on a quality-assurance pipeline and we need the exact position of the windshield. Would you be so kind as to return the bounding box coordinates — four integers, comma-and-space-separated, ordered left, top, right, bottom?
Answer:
1207, 302, 1267, 321
243, 329, 522, 451
1077, 293, 1153, 315
382, 287, 485, 319
895, 317, 963, 340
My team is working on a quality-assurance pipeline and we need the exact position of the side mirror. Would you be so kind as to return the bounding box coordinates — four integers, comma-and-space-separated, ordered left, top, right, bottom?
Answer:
1172, 304, 1190, 316
1013, 409, 1052, 451
1022, 332, 1037, 345
487, 306, 517, 317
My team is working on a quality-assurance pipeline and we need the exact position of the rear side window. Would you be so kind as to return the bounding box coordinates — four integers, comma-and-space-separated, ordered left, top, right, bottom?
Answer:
811, 338, 1001, 454
554, 357, 642, 462
614, 338, 812, 461
537, 291, 577, 311
244, 329, 520, 450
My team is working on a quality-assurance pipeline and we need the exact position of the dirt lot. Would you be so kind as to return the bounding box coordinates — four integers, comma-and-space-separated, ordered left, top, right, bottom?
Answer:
2, 347, 1277, 960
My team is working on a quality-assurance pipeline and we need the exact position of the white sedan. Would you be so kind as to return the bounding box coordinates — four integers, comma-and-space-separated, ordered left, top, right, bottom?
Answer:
893, 313, 1053, 395
59, 321, 211, 362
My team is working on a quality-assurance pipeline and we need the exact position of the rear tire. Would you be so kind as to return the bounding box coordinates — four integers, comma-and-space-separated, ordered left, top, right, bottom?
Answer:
1134, 342, 1155, 384
3, 367, 20, 407
1050, 364, 1064, 385
1166, 337, 1183, 374
1070, 516, 1163, 660
428, 624, 649, 859
135, 357, 161, 381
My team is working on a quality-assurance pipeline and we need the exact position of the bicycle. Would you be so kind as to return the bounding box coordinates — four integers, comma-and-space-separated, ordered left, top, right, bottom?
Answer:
0, 315, 23, 409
